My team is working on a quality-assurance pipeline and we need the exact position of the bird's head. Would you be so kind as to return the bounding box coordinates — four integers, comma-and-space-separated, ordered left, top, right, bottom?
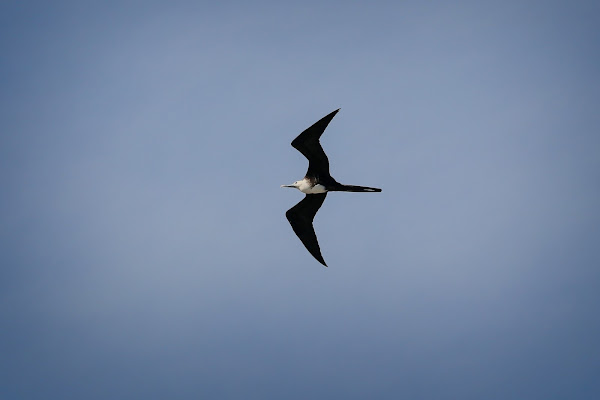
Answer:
280, 180, 301, 190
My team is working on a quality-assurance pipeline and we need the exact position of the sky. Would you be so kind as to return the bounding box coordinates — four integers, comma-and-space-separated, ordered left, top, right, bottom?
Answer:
1, 1, 599, 399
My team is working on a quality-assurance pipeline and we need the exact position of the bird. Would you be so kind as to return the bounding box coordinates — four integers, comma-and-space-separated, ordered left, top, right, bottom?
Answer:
281, 109, 381, 266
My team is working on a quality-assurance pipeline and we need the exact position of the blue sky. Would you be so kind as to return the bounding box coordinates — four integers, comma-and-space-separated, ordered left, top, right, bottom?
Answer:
1, 1, 599, 399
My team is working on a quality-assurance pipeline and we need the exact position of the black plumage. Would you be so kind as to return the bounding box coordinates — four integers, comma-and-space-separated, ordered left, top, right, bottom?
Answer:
285, 193, 328, 266
283, 109, 382, 266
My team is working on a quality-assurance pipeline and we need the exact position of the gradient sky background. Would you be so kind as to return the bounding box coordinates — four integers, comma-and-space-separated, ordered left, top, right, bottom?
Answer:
1, 1, 599, 399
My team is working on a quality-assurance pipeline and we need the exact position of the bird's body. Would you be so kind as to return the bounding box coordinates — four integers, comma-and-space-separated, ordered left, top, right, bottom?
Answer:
294, 178, 327, 194
282, 109, 381, 266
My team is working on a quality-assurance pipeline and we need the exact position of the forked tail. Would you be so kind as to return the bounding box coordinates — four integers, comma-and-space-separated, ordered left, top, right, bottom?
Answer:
332, 184, 382, 192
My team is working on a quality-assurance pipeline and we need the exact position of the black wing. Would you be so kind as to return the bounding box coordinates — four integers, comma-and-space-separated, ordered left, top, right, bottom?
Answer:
285, 193, 328, 267
291, 109, 340, 179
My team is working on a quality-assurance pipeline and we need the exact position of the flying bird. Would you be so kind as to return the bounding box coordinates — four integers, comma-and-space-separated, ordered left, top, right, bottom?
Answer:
281, 109, 381, 266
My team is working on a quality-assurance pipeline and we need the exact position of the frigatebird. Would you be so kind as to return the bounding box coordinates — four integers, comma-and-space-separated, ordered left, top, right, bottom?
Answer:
281, 109, 381, 266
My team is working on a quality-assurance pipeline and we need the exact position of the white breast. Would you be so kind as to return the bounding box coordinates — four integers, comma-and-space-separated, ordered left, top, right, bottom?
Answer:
300, 182, 327, 194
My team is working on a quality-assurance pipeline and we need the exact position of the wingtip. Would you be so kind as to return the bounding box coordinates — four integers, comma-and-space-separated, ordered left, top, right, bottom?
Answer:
326, 108, 340, 118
